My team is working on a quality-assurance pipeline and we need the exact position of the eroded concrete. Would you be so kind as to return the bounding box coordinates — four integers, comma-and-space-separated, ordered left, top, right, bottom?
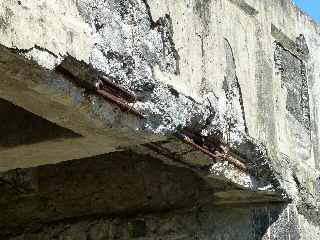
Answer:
0, 0, 320, 239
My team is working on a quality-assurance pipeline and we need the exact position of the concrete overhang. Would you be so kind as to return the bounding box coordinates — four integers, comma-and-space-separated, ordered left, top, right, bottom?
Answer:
0, 42, 286, 203
0, 45, 164, 171
0, 41, 287, 194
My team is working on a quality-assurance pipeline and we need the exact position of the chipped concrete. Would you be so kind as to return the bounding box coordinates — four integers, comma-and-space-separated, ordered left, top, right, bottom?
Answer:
0, 0, 320, 239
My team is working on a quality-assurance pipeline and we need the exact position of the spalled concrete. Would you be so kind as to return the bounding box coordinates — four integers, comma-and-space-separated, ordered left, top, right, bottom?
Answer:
0, 0, 320, 239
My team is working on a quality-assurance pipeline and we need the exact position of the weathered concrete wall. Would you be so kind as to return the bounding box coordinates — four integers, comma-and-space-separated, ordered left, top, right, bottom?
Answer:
7, 204, 293, 240
1, 0, 320, 239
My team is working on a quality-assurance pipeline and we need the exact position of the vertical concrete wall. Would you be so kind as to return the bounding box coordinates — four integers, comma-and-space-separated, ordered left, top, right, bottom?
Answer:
1, 0, 320, 239
146, 1, 320, 237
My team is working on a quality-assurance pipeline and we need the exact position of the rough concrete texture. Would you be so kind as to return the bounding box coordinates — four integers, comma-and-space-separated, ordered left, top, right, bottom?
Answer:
1, 0, 320, 239
6, 204, 296, 240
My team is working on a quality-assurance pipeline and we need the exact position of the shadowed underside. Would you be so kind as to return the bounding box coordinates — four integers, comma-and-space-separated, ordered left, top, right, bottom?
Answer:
1, 0, 320, 239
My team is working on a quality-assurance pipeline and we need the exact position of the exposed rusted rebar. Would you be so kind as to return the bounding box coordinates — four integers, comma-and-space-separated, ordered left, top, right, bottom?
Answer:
95, 75, 145, 118
99, 75, 137, 103
55, 66, 144, 118
57, 66, 246, 169
176, 133, 247, 171
96, 88, 144, 118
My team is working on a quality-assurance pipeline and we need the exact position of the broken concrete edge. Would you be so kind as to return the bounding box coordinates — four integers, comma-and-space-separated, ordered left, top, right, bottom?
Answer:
0, 44, 147, 136
58, 53, 291, 194
0, 1, 318, 236
0, 41, 291, 202
188, 133, 291, 200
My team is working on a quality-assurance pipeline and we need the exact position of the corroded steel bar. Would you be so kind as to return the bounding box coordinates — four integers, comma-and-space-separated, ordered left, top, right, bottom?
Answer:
56, 66, 144, 118
99, 75, 137, 103
96, 89, 144, 118
176, 133, 247, 171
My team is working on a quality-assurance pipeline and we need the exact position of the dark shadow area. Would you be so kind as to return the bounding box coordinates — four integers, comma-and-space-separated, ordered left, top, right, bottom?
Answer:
0, 150, 290, 239
0, 151, 214, 237
0, 98, 81, 148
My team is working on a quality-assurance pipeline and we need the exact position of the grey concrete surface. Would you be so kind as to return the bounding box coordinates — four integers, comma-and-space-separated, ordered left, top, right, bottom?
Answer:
0, 0, 320, 239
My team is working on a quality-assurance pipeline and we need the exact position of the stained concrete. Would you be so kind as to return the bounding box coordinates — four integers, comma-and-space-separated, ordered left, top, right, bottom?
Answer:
0, 0, 320, 239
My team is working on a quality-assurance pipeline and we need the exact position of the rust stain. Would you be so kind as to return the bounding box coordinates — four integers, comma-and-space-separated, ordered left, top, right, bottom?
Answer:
55, 66, 144, 118
96, 76, 144, 118
176, 133, 247, 171
98, 75, 137, 103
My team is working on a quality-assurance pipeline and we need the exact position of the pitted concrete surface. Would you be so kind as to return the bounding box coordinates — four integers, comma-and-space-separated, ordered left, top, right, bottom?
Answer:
0, 0, 320, 239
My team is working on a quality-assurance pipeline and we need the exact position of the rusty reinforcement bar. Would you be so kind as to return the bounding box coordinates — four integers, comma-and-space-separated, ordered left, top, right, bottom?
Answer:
56, 66, 246, 170
176, 133, 247, 171
56, 66, 144, 118
96, 75, 246, 170
95, 76, 145, 118
98, 75, 137, 103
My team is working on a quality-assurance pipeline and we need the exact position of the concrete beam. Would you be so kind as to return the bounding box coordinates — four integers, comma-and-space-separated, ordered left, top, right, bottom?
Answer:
0, 45, 162, 171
